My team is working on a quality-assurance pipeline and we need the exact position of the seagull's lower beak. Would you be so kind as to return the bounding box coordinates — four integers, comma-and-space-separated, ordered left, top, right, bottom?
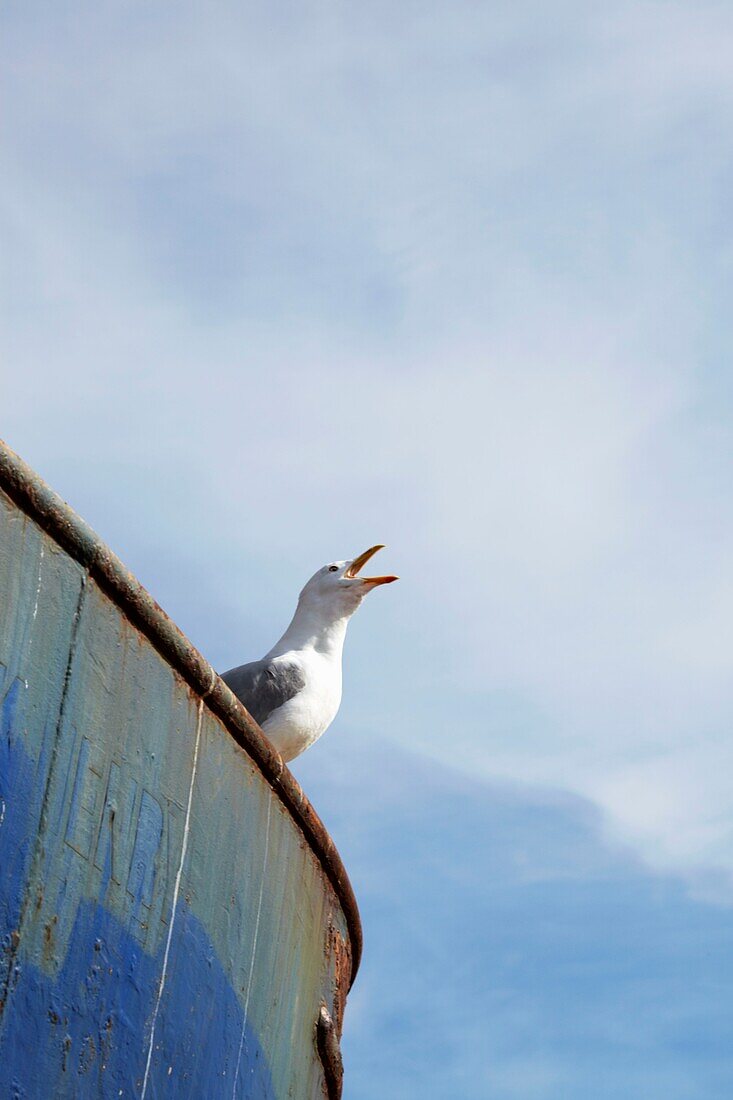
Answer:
362, 574, 399, 588
344, 544, 399, 587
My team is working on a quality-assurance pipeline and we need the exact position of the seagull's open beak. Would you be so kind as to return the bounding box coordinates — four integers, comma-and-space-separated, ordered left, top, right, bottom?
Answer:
344, 544, 399, 587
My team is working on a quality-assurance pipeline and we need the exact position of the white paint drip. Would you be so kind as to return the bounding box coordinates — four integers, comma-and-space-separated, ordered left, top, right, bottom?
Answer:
31, 544, 44, 621
0, 799, 5, 828
140, 697, 205, 1099
232, 796, 273, 1099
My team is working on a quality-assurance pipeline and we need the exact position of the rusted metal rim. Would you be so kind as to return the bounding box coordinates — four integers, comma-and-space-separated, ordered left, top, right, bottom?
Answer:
316, 1004, 344, 1100
0, 438, 362, 986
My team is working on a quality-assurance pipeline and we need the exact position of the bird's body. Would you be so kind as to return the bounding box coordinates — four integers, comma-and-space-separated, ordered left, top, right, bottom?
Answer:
221, 545, 397, 762
222, 628, 343, 761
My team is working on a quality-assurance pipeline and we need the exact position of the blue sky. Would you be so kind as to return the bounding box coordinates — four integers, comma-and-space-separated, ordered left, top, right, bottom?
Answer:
3, 2, 733, 1095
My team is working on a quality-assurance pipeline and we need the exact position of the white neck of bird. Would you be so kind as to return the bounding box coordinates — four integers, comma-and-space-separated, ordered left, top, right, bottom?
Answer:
266, 600, 352, 660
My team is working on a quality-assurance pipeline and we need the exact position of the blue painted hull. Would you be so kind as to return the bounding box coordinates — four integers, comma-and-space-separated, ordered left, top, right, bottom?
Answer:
0, 443, 356, 1098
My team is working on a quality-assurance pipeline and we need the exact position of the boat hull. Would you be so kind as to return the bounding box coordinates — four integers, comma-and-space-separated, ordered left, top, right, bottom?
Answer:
0, 443, 356, 1098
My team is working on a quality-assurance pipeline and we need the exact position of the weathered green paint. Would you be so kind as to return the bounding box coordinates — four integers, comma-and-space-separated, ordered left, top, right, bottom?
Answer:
0, 441, 356, 1098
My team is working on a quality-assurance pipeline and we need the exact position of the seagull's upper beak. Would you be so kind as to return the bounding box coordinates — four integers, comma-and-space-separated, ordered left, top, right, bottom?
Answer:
344, 544, 398, 587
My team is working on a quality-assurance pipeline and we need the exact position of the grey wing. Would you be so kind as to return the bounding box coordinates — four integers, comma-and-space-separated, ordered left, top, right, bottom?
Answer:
220, 658, 305, 727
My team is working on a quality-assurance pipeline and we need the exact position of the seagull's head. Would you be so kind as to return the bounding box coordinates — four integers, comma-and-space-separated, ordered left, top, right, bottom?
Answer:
299, 545, 398, 619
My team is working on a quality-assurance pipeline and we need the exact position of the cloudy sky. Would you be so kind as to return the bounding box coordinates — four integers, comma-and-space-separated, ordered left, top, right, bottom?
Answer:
3, 2, 733, 1095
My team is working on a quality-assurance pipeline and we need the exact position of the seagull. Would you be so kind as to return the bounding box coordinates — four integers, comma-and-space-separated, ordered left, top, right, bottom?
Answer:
221, 545, 398, 762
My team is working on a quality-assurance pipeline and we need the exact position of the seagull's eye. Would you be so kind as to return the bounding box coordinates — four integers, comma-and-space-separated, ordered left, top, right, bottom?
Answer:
328, 565, 339, 573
